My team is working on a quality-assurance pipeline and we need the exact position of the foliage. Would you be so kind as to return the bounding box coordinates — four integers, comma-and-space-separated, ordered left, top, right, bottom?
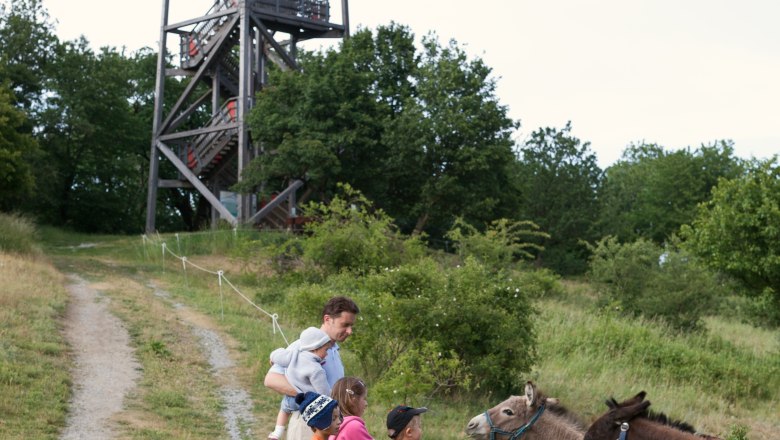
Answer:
0, 211, 39, 255
0, 82, 38, 210
243, 28, 387, 201
0, 0, 58, 111
246, 25, 518, 238
682, 158, 780, 325
598, 141, 744, 243
350, 257, 536, 394
29, 42, 152, 232
587, 236, 725, 331
371, 341, 470, 403
300, 183, 425, 276
445, 217, 548, 270
382, 32, 519, 235
507, 266, 564, 300
725, 424, 749, 440
514, 122, 602, 275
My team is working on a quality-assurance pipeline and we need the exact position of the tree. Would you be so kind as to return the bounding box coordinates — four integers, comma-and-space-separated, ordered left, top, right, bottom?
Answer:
682, 158, 780, 324
0, 81, 39, 210
242, 28, 388, 202
383, 34, 518, 236
31, 40, 151, 232
598, 141, 744, 243
244, 25, 518, 239
514, 122, 602, 274
0, 0, 58, 112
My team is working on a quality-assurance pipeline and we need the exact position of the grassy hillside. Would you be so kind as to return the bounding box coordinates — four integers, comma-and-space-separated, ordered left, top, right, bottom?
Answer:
3, 227, 778, 439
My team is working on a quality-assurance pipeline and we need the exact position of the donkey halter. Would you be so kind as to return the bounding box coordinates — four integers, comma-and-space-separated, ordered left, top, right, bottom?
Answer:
618, 422, 630, 440
484, 404, 546, 440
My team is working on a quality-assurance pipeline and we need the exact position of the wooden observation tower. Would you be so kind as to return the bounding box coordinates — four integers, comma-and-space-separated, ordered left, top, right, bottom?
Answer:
145, 0, 349, 232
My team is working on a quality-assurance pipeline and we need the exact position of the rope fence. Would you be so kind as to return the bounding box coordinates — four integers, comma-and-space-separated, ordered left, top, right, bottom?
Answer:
142, 233, 290, 346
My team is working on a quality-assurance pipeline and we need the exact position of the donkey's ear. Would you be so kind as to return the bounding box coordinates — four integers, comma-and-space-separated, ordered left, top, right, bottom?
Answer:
524, 381, 537, 407
615, 401, 651, 421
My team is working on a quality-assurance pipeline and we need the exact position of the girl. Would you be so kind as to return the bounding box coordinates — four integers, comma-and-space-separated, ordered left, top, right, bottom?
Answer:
330, 376, 373, 439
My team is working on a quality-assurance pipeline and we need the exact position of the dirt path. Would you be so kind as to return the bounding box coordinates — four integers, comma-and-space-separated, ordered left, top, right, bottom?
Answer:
60, 274, 141, 439
59, 270, 256, 439
148, 281, 256, 439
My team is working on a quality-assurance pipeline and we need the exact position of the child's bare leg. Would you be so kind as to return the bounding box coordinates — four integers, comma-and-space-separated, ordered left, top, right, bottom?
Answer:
276, 410, 290, 426
268, 411, 290, 439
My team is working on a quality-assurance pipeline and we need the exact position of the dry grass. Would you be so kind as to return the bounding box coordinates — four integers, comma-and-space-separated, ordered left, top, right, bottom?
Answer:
0, 253, 70, 439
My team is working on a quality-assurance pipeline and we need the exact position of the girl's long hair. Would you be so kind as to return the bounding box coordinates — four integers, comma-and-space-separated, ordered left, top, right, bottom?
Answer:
331, 376, 366, 417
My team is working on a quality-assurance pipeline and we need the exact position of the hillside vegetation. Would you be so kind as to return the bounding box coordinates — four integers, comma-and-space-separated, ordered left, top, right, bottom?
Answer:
3, 209, 775, 439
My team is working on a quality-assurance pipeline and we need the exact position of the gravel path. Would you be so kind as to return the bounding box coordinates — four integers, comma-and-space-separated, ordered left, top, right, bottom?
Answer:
150, 281, 256, 439
60, 274, 256, 439
60, 274, 141, 439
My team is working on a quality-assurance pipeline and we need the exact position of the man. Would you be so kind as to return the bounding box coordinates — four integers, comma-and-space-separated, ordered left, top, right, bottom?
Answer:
265, 296, 359, 440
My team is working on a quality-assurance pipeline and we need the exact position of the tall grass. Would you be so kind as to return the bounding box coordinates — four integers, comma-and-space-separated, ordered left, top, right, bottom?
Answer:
0, 212, 41, 256
532, 295, 780, 438
0, 253, 71, 439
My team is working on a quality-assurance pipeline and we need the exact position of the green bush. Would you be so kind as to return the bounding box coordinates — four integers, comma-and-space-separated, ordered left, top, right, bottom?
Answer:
351, 257, 537, 394
725, 424, 749, 440
445, 217, 547, 270
284, 256, 540, 395
587, 236, 725, 331
508, 266, 564, 299
0, 212, 40, 256
301, 183, 425, 276
371, 341, 470, 403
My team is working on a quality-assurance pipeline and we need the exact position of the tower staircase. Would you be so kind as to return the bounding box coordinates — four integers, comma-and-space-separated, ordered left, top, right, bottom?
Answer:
145, 0, 347, 232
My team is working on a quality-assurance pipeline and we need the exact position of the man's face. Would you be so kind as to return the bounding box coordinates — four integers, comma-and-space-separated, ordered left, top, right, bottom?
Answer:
322, 312, 356, 342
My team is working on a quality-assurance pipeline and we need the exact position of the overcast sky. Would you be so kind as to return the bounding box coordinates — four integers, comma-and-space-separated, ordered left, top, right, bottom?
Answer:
40, 0, 780, 168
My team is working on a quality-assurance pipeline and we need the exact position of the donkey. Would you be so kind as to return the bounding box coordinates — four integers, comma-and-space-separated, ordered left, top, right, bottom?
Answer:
584, 392, 722, 440
465, 381, 586, 440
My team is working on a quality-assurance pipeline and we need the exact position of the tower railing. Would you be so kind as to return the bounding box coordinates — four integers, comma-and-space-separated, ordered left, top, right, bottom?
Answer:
179, 0, 237, 68
184, 98, 239, 176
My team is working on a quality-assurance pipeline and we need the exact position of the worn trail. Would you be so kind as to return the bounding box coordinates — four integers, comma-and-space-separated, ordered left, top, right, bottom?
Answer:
60, 274, 141, 439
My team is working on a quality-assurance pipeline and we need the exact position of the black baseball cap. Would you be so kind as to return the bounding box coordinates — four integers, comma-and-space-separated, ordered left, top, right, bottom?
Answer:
386, 405, 427, 437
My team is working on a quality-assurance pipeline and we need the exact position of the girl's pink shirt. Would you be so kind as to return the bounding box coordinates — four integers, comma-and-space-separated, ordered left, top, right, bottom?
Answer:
329, 415, 374, 440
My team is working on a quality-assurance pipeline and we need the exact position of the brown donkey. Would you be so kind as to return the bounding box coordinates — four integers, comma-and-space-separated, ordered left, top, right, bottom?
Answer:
584, 392, 721, 440
465, 381, 585, 440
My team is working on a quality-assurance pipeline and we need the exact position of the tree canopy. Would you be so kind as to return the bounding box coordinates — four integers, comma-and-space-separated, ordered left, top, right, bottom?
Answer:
514, 122, 602, 274
598, 141, 744, 243
243, 24, 518, 237
682, 158, 780, 324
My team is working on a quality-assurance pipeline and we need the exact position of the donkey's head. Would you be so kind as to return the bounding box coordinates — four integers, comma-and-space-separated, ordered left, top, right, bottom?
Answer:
584, 397, 651, 440
465, 381, 561, 439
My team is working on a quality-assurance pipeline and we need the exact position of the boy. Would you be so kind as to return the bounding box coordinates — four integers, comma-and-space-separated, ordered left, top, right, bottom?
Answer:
296, 391, 341, 440
267, 327, 333, 440
386, 405, 427, 440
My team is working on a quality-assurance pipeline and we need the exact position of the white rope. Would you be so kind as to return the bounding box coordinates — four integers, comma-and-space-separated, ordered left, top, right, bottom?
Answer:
218, 270, 224, 321
148, 237, 289, 345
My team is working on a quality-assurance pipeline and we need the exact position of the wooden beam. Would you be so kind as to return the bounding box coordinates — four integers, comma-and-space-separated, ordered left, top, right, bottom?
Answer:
155, 140, 237, 225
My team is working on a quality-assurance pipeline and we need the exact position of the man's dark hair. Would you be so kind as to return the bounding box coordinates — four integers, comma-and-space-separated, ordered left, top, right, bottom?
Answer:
322, 296, 359, 319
